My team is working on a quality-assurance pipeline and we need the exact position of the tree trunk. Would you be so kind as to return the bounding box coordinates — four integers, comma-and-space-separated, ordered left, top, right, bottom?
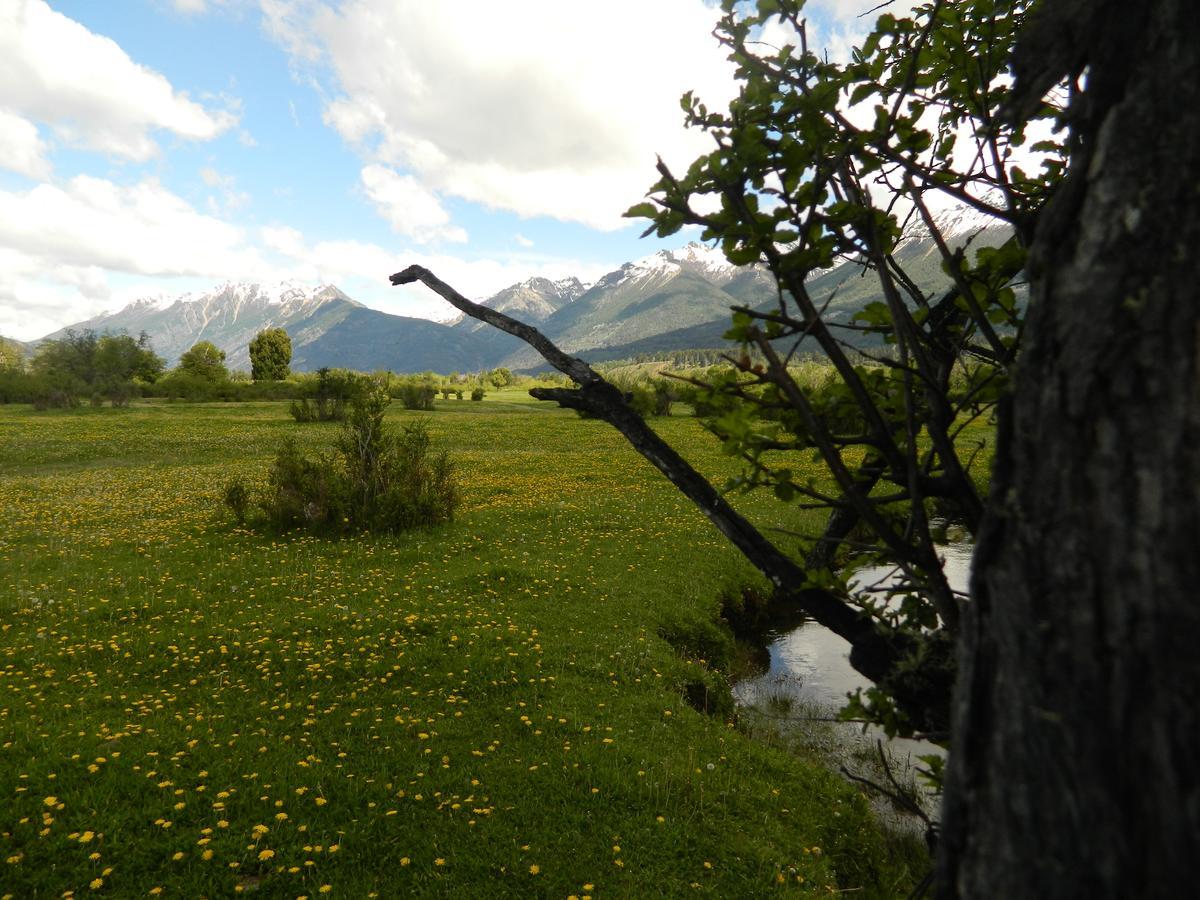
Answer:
938, 1, 1200, 895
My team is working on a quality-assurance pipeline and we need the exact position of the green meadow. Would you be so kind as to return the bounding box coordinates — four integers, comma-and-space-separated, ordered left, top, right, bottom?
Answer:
0, 395, 923, 897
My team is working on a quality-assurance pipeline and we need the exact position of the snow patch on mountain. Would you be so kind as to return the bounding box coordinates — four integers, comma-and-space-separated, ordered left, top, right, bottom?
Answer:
904, 200, 1009, 245
116, 280, 346, 317
623, 242, 745, 286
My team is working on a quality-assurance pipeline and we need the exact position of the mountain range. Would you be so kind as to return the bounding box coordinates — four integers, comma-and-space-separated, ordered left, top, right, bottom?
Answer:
23, 206, 1010, 374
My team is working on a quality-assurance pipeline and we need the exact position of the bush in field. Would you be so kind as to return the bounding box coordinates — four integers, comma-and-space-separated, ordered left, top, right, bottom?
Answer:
290, 368, 362, 422
222, 476, 252, 526
241, 381, 459, 534
397, 381, 436, 411
626, 385, 659, 418
470, 387, 485, 401
30, 371, 84, 410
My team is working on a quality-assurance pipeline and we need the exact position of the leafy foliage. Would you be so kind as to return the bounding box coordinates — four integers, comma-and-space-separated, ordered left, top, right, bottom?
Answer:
623, 0, 1066, 737
396, 381, 436, 411
249, 327, 292, 381
0, 337, 23, 370
242, 381, 459, 535
176, 341, 229, 382
289, 367, 363, 422
23, 330, 164, 408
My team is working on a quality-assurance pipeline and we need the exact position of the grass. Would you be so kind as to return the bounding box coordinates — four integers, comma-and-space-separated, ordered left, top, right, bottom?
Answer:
0, 393, 929, 897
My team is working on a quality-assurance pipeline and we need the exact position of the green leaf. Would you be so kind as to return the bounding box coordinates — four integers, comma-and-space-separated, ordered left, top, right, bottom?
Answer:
623, 202, 658, 220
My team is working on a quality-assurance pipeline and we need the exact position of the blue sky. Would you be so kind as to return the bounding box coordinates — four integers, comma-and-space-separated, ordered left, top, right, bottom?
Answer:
0, 0, 880, 340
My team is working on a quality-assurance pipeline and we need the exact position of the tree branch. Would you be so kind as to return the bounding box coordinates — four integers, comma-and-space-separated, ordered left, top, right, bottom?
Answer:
389, 264, 933, 693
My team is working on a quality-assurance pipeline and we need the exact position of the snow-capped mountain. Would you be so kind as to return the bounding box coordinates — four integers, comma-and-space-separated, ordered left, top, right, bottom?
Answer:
490, 243, 774, 370
625, 242, 744, 286
45, 281, 362, 369
455, 275, 588, 333
36, 209, 1010, 374
903, 199, 1011, 247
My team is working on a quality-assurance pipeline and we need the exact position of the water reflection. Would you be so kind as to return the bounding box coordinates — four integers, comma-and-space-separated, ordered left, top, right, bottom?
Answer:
731, 541, 973, 760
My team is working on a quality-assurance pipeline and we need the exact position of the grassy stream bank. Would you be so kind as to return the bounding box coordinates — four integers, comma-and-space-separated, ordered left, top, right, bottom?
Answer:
0, 396, 925, 897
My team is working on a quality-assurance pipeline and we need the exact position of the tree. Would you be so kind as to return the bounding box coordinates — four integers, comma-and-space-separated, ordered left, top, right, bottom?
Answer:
0, 337, 23, 370
177, 341, 228, 382
488, 367, 513, 389
402, 0, 1051, 734
393, 0, 1195, 893
249, 328, 292, 381
937, 1, 1200, 895
95, 332, 164, 385
32, 329, 98, 388
28, 329, 163, 406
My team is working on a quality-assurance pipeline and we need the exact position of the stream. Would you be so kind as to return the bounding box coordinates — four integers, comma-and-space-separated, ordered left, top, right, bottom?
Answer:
730, 541, 973, 766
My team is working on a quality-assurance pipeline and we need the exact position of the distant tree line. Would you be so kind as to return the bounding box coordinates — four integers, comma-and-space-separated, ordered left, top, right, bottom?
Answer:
0, 330, 164, 408
0, 325, 935, 424
0, 327, 575, 409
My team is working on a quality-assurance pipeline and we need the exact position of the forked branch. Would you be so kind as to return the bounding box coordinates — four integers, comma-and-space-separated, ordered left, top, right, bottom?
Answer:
389, 265, 946, 718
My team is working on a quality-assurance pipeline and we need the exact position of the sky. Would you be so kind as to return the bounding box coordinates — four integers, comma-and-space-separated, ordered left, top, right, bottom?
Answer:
0, 0, 891, 341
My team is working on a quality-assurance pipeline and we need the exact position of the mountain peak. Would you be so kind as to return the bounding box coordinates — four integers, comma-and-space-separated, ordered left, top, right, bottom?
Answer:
625, 241, 742, 285
904, 200, 1008, 245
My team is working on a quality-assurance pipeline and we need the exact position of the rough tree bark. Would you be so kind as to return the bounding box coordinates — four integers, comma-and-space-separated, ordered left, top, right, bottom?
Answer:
938, 0, 1200, 895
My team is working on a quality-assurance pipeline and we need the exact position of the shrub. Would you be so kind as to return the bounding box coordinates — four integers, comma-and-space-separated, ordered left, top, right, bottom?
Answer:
222, 477, 252, 526
470, 387, 485, 401
104, 380, 137, 408
243, 382, 459, 535
31, 373, 83, 410
289, 368, 362, 422
628, 384, 673, 418
260, 439, 345, 529
398, 382, 436, 411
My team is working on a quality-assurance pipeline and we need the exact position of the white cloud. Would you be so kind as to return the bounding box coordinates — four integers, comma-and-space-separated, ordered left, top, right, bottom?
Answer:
259, 227, 613, 321
0, 175, 269, 280
264, 0, 737, 231
199, 165, 251, 214
259, 0, 323, 65
0, 248, 112, 339
0, 109, 51, 179
360, 164, 467, 245
514, 234, 534, 248
0, 172, 617, 339
0, 171, 284, 340
262, 224, 306, 258
0, 0, 236, 161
